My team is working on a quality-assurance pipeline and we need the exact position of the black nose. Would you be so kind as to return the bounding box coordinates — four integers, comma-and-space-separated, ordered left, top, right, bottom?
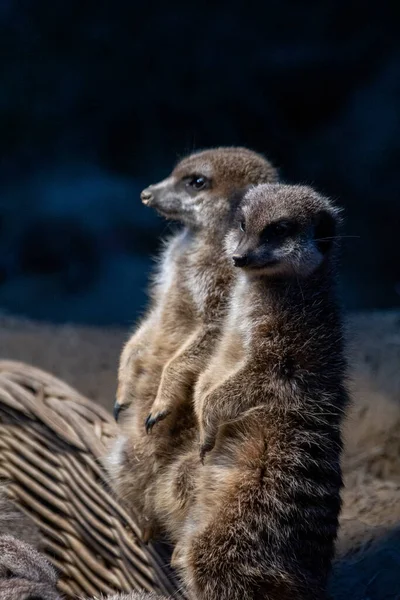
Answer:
141, 189, 154, 205
232, 254, 248, 267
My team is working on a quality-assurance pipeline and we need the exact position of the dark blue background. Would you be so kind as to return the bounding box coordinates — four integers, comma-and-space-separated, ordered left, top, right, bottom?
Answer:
1, 0, 399, 324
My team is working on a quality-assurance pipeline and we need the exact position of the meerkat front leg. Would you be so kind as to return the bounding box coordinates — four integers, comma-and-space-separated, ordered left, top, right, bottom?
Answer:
145, 326, 218, 432
196, 366, 246, 460
115, 313, 157, 419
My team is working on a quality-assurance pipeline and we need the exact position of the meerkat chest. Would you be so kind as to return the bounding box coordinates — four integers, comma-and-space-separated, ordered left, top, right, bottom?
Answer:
183, 247, 228, 315
227, 275, 254, 345
207, 279, 250, 375
152, 230, 197, 337
155, 230, 192, 302
184, 266, 212, 313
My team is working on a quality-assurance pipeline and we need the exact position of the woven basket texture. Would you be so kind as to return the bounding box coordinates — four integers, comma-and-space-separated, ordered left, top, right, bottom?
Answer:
0, 360, 181, 599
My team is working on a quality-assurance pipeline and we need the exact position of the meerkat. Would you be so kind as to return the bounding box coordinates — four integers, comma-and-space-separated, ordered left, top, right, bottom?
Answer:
170, 183, 349, 600
110, 148, 278, 540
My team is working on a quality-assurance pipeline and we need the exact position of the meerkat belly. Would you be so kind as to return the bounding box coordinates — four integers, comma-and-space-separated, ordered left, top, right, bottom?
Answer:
184, 267, 211, 315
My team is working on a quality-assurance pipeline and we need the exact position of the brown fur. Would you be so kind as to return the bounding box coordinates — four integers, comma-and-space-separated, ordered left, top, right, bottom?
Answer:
172, 184, 349, 600
109, 148, 277, 539
0, 486, 60, 599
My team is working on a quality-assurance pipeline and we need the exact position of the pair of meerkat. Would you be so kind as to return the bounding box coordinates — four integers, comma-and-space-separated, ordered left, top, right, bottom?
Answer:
111, 149, 348, 599
110, 148, 278, 539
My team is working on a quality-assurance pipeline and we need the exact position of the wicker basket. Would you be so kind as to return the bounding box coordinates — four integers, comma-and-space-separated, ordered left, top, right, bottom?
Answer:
0, 360, 181, 599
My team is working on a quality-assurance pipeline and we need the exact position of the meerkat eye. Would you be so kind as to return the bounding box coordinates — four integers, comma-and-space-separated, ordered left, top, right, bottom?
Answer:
271, 222, 290, 236
261, 220, 294, 243
240, 220, 246, 233
186, 176, 208, 190
270, 221, 295, 239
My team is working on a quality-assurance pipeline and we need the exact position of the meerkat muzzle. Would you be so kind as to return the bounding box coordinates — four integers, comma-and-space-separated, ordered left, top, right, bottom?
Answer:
141, 189, 154, 206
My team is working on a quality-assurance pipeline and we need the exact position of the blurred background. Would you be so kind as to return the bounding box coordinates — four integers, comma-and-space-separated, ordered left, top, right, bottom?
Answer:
1, 0, 399, 326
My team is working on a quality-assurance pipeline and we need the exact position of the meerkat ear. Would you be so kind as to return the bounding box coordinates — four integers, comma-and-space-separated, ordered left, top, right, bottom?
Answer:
313, 209, 338, 254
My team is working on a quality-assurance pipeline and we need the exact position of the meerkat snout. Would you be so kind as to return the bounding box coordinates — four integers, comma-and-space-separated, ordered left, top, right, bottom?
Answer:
141, 188, 154, 205
232, 254, 248, 267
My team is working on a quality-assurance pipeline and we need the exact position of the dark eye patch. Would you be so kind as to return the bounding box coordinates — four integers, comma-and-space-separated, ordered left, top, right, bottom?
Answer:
260, 219, 296, 242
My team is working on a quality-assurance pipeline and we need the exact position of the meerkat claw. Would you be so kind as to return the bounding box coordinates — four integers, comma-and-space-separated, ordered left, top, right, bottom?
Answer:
199, 438, 215, 463
141, 524, 155, 544
145, 410, 170, 433
114, 399, 131, 422
113, 401, 123, 422
145, 414, 155, 434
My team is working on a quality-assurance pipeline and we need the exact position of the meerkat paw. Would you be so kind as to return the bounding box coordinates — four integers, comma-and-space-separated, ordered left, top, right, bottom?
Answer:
114, 381, 134, 422
171, 542, 186, 569
115, 354, 148, 422
141, 523, 158, 544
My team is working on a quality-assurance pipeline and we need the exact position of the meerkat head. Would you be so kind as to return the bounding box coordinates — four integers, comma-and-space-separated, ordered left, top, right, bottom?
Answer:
140, 147, 277, 229
226, 183, 341, 278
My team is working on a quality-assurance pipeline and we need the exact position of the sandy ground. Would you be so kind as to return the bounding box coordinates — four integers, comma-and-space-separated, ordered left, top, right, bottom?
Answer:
0, 313, 127, 410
